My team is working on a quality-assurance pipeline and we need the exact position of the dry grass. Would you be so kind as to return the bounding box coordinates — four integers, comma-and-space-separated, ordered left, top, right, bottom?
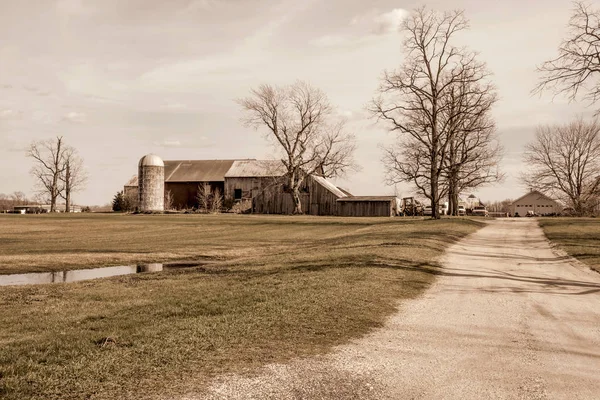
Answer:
539, 217, 600, 273
0, 214, 483, 400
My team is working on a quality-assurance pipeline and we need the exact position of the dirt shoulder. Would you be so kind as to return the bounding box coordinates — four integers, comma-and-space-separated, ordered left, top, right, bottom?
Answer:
192, 218, 600, 400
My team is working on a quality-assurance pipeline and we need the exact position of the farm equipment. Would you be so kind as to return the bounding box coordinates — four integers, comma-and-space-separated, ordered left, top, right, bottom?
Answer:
399, 197, 424, 216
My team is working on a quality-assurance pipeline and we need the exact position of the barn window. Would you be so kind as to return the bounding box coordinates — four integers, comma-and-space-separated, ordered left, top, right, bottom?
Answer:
234, 189, 242, 200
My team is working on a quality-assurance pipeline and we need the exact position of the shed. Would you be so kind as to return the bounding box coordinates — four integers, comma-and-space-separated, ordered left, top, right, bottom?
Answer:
336, 196, 399, 217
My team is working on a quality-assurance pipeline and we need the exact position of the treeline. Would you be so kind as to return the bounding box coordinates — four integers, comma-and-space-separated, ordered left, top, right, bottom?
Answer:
0, 192, 31, 212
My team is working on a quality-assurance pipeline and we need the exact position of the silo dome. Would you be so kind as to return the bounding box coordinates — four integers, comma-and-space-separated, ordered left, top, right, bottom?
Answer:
138, 154, 165, 212
139, 154, 164, 167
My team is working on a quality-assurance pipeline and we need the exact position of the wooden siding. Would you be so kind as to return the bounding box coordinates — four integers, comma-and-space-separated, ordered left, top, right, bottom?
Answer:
224, 176, 282, 201
336, 200, 395, 217
251, 175, 342, 216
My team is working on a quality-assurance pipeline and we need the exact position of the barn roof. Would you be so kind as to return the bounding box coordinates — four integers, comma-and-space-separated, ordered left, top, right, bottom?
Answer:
510, 190, 558, 205
337, 196, 397, 202
164, 160, 238, 182
311, 175, 348, 198
225, 160, 286, 178
124, 175, 138, 187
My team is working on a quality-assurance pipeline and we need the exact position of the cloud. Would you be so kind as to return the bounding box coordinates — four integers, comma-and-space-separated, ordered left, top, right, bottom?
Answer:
372, 9, 409, 35
63, 111, 87, 123
55, 0, 96, 16
153, 139, 182, 147
153, 136, 214, 149
163, 102, 188, 110
0, 109, 22, 119
313, 8, 409, 48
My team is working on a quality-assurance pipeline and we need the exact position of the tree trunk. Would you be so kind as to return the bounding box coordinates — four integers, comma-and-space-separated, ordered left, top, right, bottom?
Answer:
431, 147, 439, 219
65, 163, 71, 213
292, 188, 303, 214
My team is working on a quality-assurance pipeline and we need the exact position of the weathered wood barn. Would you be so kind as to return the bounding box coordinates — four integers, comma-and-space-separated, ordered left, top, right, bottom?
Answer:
124, 155, 399, 217
336, 196, 400, 217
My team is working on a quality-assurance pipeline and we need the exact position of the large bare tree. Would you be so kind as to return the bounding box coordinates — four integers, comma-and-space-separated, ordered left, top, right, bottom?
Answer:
522, 118, 600, 215
239, 81, 356, 214
441, 75, 503, 215
60, 147, 87, 213
27, 136, 67, 212
534, 2, 600, 111
372, 7, 492, 218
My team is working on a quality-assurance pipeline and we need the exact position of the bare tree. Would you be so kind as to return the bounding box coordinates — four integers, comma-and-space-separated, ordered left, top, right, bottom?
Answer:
211, 187, 223, 213
522, 118, 600, 215
60, 147, 87, 213
10, 191, 29, 205
164, 190, 174, 211
486, 198, 513, 213
372, 7, 490, 219
534, 2, 600, 111
196, 183, 211, 212
239, 81, 357, 214
27, 136, 67, 212
441, 76, 504, 215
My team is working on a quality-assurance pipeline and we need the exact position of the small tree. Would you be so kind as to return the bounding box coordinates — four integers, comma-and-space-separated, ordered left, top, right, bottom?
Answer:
210, 187, 223, 213
112, 191, 125, 212
164, 190, 174, 211
196, 183, 211, 212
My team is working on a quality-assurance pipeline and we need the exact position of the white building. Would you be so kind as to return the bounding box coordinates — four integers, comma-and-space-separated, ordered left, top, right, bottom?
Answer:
510, 190, 560, 216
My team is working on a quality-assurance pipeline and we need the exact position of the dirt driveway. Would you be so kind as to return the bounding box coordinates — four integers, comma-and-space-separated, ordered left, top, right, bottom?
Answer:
192, 218, 600, 400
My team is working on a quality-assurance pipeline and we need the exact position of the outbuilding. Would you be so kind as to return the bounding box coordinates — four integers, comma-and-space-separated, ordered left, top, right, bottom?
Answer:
336, 196, 399, 217
510, 190, 560, 216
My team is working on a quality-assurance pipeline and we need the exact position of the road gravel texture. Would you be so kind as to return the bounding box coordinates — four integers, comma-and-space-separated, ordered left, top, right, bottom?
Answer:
189, 219, 600, 400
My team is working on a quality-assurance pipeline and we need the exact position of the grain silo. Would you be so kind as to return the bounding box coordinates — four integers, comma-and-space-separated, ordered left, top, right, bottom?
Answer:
138, 154, 164, 212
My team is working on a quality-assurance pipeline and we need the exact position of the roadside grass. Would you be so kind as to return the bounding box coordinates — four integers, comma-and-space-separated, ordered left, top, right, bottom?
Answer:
539, 218, 600, 273
0, 214, 483, 399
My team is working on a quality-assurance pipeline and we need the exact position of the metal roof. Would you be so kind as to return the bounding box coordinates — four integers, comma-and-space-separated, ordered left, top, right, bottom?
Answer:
164, 160, 238, 182
311, 175, 348, 198
139, 154, 164, 167
337, 196, 398, 202
225, 160, 286, 178
124, 175, 138, 187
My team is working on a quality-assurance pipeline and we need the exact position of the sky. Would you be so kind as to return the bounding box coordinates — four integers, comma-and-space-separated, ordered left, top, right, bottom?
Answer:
0, 0, 595, 206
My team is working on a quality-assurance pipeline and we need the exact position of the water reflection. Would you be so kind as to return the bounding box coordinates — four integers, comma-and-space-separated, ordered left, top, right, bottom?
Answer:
1, 263, 169, 287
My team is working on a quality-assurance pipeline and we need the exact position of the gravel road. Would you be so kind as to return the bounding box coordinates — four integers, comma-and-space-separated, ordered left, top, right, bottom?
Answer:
192, 218, 600, 400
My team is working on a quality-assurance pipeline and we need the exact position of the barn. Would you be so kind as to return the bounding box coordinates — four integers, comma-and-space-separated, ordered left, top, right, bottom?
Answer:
336, 196, 399, 217
510, 190, 561, 216
251, 174, 349, 215
125, 155, 355, 215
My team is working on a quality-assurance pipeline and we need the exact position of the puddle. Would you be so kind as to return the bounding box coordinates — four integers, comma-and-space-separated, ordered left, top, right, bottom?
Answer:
0, 261, 211, 287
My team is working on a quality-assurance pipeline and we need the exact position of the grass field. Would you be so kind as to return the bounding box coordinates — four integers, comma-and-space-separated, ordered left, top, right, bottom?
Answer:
539, 218, 600, 273
0, 214, 483, 400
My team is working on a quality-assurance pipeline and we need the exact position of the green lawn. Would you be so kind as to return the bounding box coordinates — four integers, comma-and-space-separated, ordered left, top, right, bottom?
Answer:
0, 213, 483, 400
539, 218, 600, 273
